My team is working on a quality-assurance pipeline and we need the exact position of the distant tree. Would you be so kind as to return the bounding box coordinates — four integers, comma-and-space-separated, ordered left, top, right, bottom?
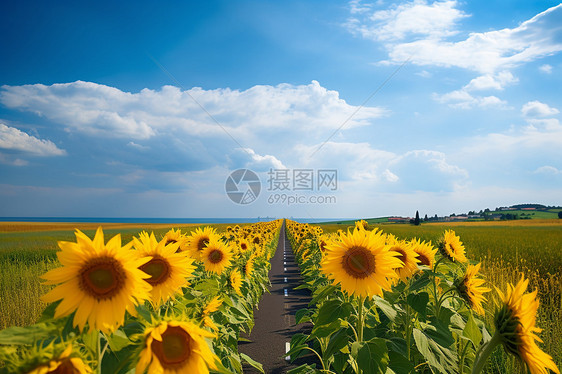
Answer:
434, 214, 438, 221
484, 208, 491, 213
558, 211, 562, 219
414, 211, 421, 226
424, 214, 428, 221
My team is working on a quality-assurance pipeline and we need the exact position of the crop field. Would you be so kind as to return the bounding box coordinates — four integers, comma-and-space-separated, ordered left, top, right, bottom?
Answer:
0, 219, 561, 373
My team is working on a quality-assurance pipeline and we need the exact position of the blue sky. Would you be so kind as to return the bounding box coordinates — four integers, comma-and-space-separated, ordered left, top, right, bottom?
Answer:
1, 0, 561, 219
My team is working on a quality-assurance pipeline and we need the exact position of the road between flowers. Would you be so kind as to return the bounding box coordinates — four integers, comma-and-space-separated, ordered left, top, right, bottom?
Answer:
239, 221, 314, 373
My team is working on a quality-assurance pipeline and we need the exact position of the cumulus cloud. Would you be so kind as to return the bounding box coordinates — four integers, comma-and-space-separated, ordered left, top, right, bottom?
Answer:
294, 141, 466, 192
0, 80, 387, 141
433, 90, 507, 109
348, 2, 562, 73
347, 0, 468, 41
463, 71, 518, 91
230, 148, 286, 171
0, 123, 66, 156
521, 100, 559, 117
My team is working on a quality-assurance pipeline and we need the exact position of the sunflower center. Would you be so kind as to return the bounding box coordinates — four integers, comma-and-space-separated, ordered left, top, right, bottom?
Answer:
79, 257, 125, 300
418, 253, 431, 266
208, 249, 223, 264
50, 359, 77, 374
197, 237, 210, 252
320, 241, 327, 252
152, 326, 193, 368
342, 246, 375, 279
253, 237, 260, 244
241, 243, 247, 250
140, 256, 171, 285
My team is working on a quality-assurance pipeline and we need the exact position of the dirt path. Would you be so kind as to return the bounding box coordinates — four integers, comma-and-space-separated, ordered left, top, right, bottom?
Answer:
239, 221, 312, 373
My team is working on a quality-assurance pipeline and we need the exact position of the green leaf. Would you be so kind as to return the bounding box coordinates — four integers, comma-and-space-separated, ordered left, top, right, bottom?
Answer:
413, 328, 446, 374
287, 363, 318, 374
356, 338, 389, 374
311, 319, 342, 338
409, 272, 431, 292
324, 328, 350, 359
295, 308, 312, 324
107, 329, 131, 352
310, 284, 337, 305
240, 353, 264, 373
373, 296, 397, 322
406, 292, 429, 320
0, 323, 59, 345
425, 317, 455, 348
315, 300, 353, 327
388, 351, 414, 374
463, 312, 482, 348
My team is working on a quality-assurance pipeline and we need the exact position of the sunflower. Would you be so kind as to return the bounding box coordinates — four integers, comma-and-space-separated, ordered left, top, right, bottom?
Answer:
230, 268, 243, 296
201, 237, 233, 275
455, 263, 490, 315
41, 227, 151, 333
494, 277, 560, 374
186, 227, 219, 261
439, 230, 468, 263
238, 238, 251, 253
136, 320, 218, 374
133, 231, 196, 307
8, 344, 91, 374
162, 228, 189, 252
410, 238, 438, 269
202, 296, 223, 331
321, 228, 401, 298
388, 240, 419, 282
245, 256, 254, 278
355, 219, 369, 231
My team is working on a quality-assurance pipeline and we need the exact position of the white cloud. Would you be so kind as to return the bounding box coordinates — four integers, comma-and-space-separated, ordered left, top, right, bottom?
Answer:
349, 2, 562, 73
232, 148, 286, 171
348, 0, 468, 41
0, 123, 66, 156
534, 165, 562, 175
539, 64, 553, 74
0, 80, 387, 141
464, 71, 518, 91
433, 90, 507, 109
521, 100, 559, 117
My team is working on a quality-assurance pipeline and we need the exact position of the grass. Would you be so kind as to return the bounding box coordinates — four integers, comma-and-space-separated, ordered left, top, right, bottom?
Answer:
0, 221, 246, 330
319, 219, 562, 372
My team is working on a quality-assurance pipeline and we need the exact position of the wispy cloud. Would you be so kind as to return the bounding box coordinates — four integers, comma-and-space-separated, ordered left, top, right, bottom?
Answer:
521, 100, 559, 117
348, 2, 562, 73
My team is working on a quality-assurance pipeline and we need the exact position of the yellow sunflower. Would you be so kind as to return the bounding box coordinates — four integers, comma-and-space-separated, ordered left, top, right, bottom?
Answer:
455, 262, 490, 315
136, 320, 218, 374
186, 227, 219, 261
230, 268, 243, 296
24, 344, 91, 374
245, 256, 255, 278
162, 228, 189, 252
202, 296, 223, 331
388, 240, 419, 282
41, 227, 151, 333
321, 228, 402, 298
355, 219, 369, 231
238, 238, 251, 253
494, 277, 560, 374
133, 231, 196, 307
409, 238, 437, 269
439, 229, 468, 263
201, 237, 233, 275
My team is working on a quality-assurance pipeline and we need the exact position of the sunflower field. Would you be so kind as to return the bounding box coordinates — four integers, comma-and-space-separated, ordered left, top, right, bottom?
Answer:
285, 219, 560, 374
0, 220, 282, 374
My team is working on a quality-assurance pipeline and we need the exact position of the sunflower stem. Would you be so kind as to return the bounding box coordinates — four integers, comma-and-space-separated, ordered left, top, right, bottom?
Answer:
97, 330, 102, 374
471, 329, 501, 374
357, 296, 365, 343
